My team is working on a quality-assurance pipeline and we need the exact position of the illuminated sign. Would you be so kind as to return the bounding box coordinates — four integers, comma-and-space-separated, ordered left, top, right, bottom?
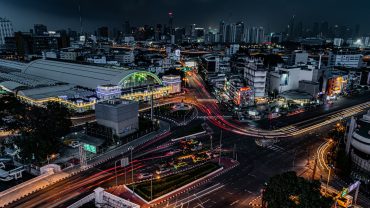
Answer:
84, 144, 97, 154
340, 188, 348, 197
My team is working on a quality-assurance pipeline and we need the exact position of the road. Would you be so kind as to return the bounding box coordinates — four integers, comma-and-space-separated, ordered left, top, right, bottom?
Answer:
5, 72, 370, 207
161, 125, 331, 208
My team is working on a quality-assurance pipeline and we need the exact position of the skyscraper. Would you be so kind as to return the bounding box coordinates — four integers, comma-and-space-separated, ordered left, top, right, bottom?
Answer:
97, 26, 109, 39
219, 20, 227, 43
0, 18, 14, 45
123, 21, 131, 35
320, 21, 329, 37
288, 15, 295, 39
248, 27, 265, 44
168, 12, 174, 35
34, 24, 47, 36
235, 21, 245, 42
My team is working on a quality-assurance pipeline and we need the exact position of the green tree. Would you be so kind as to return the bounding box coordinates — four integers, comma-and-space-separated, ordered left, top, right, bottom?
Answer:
263, 171, 333, 208
13, 102, 72, 163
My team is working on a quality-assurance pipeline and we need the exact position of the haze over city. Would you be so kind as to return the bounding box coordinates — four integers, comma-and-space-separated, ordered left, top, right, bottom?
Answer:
1, 0, 370, 33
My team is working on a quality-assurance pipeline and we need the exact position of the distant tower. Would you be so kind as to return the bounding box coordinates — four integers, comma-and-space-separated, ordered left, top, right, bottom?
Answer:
78, 0, 83, 34
168, 12, 174, 35
289, 15, 295, 39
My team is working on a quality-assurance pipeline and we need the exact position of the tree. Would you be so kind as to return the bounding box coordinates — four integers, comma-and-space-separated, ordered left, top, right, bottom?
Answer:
263, 171, 333, 208
12, 101, 72, 163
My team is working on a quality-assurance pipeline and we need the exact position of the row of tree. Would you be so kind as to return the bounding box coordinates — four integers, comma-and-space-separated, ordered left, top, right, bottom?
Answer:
262, 171, 333, 208
0, 94, 72, 163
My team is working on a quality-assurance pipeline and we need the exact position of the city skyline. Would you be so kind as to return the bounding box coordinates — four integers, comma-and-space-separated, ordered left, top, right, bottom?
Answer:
0, 0, 369, 34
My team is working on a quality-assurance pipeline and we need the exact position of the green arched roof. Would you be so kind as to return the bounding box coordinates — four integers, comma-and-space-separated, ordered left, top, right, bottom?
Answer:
22, 59, 162, 89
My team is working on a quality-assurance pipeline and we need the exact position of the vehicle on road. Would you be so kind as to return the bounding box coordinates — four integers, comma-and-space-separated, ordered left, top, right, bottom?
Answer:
138, 173, 153, 180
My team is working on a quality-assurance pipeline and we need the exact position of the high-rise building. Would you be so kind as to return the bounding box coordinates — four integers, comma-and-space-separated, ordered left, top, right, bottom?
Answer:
248, 27, 265, 44
190, 24, 196, 37
219, 20, 227, 43
288, 15, 295, 39
354, 24, 360, 38
235, 21, 245, 42
123, 21, 131, 35
320, 21, 329, 37
227, 23, 237, 43
0, 18, 14, 45
312, 22, 319, 37
174, 27, 185, 43
97, 26, 109, 39
168, 12, 174, 35
34, 24, 47, 36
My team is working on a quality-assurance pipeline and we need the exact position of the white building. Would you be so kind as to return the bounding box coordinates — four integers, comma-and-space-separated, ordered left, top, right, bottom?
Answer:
289, 50, 309, 65
215, 57, 231, 73
226, 44, 240, 56
162, 75, 181, 94
0, 18, 14, 45
333, 38, 344, 47
60, 48, 80, 61
96, 84, 122, 101
329, 51, 364, 68
123, 36, 135, 44
346, 111, 370, 183
42, 51, 59, 59
269, 65, 316, 93
243, 58, 267, 98
113, 51, 134, 64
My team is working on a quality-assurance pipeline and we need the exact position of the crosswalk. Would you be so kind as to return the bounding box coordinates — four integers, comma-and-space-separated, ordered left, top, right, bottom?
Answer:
276, 126, 300, 134
264, 144, 285, 153
276, 102, 370, 136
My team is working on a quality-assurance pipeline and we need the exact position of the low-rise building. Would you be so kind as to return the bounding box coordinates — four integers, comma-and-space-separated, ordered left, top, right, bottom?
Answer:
95, 99, 139, 137
328, 51, 364, 68
162, 75, 181, 94
269, 65, 316, 94
346, 111, 370, 185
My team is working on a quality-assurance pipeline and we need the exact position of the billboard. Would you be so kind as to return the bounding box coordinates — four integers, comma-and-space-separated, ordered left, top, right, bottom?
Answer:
84, 144, 97, 154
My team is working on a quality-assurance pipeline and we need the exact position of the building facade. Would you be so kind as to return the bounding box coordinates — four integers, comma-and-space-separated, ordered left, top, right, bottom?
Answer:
162, 75, 181, 94
95, 99, 139, 137
0, 18, 14, 46
346, 111, 370, 184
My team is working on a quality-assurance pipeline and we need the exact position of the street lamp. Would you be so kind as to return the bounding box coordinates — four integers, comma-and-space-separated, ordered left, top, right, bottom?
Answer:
128, 146, 134, 191
114, 160, 120, 186
325, 164, 334, 196
47, 154, 55, 165
151, 175, 153, 201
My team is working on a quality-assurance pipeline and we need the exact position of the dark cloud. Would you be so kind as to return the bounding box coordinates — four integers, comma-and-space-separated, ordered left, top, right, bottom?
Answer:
0, 0, 369, 33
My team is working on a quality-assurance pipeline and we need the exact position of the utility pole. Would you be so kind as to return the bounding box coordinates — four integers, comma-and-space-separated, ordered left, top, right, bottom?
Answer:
325, 167, 332, 196
128, 146, 135, 192
115, 160, 119, 186
218, 130, 222, 166
150, 91, 154, 122
210, 135, 213, 150
150, 175, 153, 201
312, 157, 318, 181
233, 144, 236, 159
292, 150, 297, 169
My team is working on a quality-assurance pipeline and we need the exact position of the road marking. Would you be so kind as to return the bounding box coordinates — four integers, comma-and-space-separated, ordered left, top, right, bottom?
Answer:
230, 200, 239, 206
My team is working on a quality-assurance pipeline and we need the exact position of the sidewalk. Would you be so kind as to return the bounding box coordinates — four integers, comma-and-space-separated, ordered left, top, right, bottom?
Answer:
0, 121, 170, 208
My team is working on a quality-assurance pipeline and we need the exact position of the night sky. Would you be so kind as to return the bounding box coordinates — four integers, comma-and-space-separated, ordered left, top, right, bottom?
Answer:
1, 0, 369, 33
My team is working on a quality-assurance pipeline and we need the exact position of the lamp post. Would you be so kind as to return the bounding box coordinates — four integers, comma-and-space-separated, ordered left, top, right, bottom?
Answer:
128, 146, 134, 192
115, 160, 119, 186
150, 175, 153, 201
325, 165, 334, 195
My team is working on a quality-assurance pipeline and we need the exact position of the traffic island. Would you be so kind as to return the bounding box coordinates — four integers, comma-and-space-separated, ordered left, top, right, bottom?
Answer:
124, 162, 223, 206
